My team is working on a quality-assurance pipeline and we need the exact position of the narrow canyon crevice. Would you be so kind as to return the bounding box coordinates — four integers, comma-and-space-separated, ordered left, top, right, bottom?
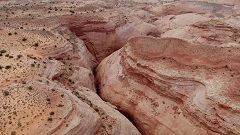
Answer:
59, 25, 144, 133
41, 24, 144, 134
0, 1, 239, 135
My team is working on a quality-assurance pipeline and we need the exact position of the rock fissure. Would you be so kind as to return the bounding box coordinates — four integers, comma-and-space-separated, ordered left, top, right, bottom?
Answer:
0, 0, 240, 135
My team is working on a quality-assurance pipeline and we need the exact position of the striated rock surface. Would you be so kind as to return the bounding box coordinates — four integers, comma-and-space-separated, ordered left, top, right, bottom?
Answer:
0, 78, 141, 135
0, 0, 240, 135
0, 2, 141, 133
96, 37, 240, 135
161, 19, 240, 46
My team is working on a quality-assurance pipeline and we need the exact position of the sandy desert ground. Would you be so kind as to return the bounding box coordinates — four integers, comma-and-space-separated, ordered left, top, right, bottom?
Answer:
0, 0, 239, 135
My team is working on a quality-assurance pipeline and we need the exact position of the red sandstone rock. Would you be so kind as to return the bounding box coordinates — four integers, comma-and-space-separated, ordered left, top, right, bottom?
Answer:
0, 0, 239, 135
97, 37, 240, 135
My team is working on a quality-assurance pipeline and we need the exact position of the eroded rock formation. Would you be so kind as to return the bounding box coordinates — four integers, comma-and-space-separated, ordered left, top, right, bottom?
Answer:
0, 5, 141, 133
0, 0, 239, 135
96, 37, 240, 135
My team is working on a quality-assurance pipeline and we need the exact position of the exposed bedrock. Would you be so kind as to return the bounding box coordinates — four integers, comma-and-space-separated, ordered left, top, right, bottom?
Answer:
96, 37, 240, 135
0, 79, 141, 135
0, 25, 141, 135
0, 1, 239, 135
62, 11, 160, 62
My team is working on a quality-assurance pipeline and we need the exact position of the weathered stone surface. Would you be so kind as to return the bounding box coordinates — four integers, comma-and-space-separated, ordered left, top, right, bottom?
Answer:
97, 37, 240, 135
0, 0, 239, 135
0, 2, 141, 133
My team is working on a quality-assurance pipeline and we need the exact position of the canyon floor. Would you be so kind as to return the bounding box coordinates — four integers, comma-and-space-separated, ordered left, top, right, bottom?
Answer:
0, 0, 240, 135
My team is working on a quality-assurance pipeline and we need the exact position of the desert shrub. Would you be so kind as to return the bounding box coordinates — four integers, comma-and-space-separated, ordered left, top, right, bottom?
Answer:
11, 131, 16, 135
28, 86, 33, 90
58, 104, 64, 107
3, 90, 9, 96
22, 37, 27, 41
47, 117, 52, 121
17, 55, 22, 59
0, 50, 6, 53
34, 43, 39, 47
5, 65, 11, 69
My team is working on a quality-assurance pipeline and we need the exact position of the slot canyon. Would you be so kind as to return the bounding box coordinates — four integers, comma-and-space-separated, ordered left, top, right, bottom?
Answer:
0, 0, 240, 135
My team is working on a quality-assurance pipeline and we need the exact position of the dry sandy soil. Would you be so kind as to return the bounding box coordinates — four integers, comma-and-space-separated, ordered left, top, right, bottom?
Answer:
0, 0, 239, 135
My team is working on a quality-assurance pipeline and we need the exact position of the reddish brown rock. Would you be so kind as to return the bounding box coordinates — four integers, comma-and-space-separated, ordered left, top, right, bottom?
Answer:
161, 19, 240, 46
96, 37, 240, 135
0, 0, 239, 135
0, 3, 141, 133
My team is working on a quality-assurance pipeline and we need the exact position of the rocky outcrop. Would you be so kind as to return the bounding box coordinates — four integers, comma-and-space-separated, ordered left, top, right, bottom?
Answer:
0, 0, 240, 135
64, 12, 159, 61
96, 37, 240, 135
161, 19, 240, 46
0, 79, 141, 135
0, 11, 141, 135
0, 79, 100, 135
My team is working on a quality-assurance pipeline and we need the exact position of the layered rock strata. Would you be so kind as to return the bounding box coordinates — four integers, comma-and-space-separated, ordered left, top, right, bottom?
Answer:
96, 37, 240, 135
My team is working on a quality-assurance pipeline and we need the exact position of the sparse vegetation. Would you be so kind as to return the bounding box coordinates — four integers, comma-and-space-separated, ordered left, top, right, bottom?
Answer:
17, 54, 23, 59
3, 90, 9, 96
22, 37, 27, 41
5, 54, 9, 57
94, 108, 99, 112
46, 98, 51, 102
28, 86, 33, 90
68, 79, 75, 84
0, 1, 238, 135
8, 55, 14, 58
58, 104, 64, 107
11, 131, 16, 135
50, 112, 55, 115
0, 50, 7, 53
34, 43, 39, 47
47, 117, 53, 121
5, 65, 11, 69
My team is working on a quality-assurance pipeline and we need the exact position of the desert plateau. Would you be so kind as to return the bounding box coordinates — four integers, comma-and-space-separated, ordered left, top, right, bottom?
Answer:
0, 0, 240, 135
